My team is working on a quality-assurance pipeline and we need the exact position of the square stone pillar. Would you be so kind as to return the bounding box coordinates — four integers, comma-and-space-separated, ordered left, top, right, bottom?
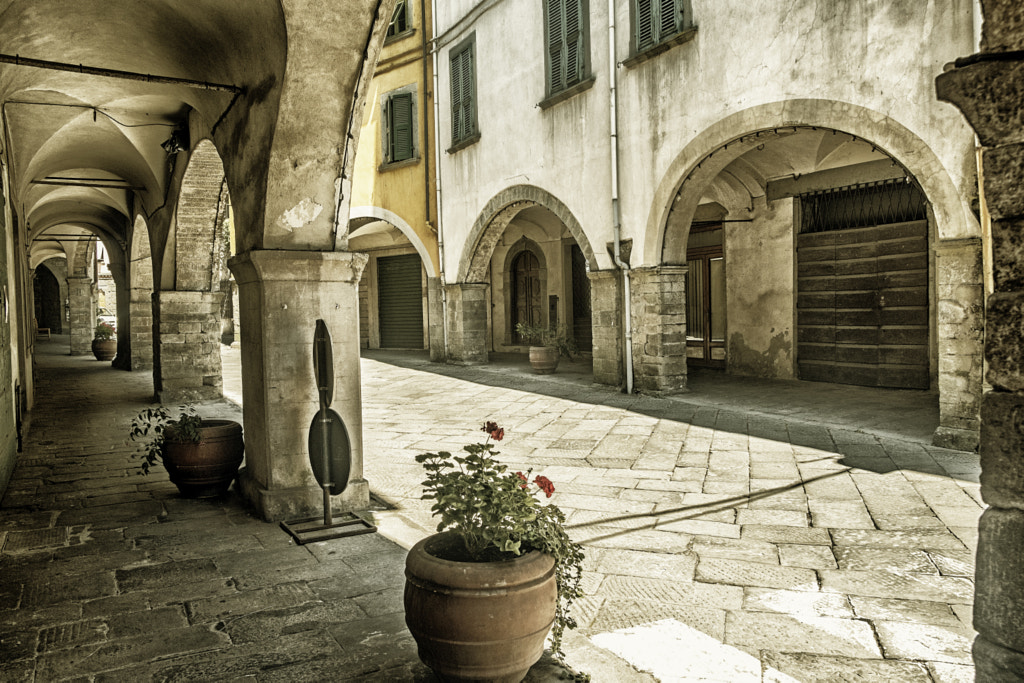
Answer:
128, 289, 153, 371
427, 277, 446, 362
444, 283, 488, 365
630, 265, 689, 395
228, 250, 369, 521
933, 238, 984, 451
67, 276, 95, 356
155, 291, 223, 403
589, 270, 624, 387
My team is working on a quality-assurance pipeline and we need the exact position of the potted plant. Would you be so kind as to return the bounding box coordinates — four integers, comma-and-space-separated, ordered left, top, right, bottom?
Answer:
128, 405, 244, 498
405, 421, 585, 682
515, 323, 578, 374
92, 321, 117, 361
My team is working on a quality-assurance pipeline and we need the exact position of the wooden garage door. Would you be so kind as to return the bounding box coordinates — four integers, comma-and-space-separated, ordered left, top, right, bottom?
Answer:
797, 183, 929, 389
377, 254, 424, 349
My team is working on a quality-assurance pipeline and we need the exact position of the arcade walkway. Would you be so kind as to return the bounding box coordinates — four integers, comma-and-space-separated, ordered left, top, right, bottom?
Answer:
0, 338, 980, 681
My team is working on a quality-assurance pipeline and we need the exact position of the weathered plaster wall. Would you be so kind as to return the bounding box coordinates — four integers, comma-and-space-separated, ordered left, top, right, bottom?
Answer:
725, 197, 795, 379
0, 178, 17, 502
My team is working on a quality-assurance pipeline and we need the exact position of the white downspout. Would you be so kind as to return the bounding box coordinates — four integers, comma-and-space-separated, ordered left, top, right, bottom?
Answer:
608, 0, 633, 394
431, 7, 449, 359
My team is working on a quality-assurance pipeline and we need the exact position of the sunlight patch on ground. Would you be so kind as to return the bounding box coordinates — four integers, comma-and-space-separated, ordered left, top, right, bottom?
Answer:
591, 618, 800, 682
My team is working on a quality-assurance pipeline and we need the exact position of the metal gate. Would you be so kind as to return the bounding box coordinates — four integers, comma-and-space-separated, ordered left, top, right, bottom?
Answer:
377, 253, 424, 349
796, 181, 929, 389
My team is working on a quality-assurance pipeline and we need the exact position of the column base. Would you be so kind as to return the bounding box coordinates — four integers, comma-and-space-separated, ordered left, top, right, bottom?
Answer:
932, 425, 980, 452
237, 467, 370, 522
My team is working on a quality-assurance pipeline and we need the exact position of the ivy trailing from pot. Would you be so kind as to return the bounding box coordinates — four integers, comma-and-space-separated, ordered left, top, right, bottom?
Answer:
128, 405, 244, 498
409, 421, 586, 680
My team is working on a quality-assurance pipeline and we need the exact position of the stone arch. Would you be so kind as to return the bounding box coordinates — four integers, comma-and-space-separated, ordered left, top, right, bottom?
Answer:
33, 260, 65, 334
645, 99, 977, 266
128, 214, 154, 371
501, 237, 548, 345
349, 205, 437, 277
173, 139, 228, 292
458, 185, 597, 283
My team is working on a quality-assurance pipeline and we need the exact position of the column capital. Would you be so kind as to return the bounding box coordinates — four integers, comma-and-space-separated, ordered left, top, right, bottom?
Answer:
229, 250, 368, 286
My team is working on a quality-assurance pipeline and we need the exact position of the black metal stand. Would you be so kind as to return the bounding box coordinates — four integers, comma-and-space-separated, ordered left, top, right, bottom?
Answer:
280, 512, 376, 545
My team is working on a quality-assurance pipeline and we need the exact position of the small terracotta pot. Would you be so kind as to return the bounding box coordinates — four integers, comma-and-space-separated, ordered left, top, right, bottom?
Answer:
91, 339, 116, 361
162, 420, 244, 498
405, 532, 556, 682
528, 346, 559, 374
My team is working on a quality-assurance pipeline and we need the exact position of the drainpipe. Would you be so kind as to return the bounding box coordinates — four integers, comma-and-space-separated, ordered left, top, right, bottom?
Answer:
431, 2, 449, 358
607, 0, 633, 394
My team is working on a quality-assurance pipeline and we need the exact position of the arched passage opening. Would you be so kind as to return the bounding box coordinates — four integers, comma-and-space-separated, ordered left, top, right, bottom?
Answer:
349, 206, 436, 353
451, 186, 597, 366
33, 259, 66, 334
645, 104, 982, 448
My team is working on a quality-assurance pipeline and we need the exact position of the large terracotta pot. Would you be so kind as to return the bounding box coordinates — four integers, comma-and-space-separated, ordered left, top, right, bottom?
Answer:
528, 346, 559, 374
162, 419, 244, 498
405, 532, 556, 683
91, 339, 116, 361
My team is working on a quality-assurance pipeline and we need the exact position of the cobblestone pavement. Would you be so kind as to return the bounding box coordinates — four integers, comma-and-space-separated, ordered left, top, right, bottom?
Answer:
358, 351, 980, 683
0, 339, 980, 681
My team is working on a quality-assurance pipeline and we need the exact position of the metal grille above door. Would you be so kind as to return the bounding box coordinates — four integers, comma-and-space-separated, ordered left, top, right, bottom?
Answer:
377, 254, 424, 349
797, 183, 929, 389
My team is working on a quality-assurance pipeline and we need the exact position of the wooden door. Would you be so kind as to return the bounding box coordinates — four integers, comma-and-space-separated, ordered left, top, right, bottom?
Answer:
512, 251, 541, 344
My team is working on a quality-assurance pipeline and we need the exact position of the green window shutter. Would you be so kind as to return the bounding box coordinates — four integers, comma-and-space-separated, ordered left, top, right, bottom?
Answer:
657, 0, 680, 40
635, 0, 654, 51
460, 46, 475, 138
389, 92, 413, 162
564, 0, 584, 86
450, 50, 464, 142
547, 0, 565, 93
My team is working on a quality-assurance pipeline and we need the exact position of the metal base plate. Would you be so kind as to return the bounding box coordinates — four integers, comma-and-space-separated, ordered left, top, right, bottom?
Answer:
280, 513, 377, 545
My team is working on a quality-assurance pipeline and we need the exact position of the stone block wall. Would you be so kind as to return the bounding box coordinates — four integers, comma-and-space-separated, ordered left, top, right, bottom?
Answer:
156, 291, 223, 402
128, 290, 153, 371
589, 270, 624, 387
67, 277, 95, 356
427, 277, 446, 362
934, 239, 984, 451
629, 265, 688, 395
444, 283, 488, 364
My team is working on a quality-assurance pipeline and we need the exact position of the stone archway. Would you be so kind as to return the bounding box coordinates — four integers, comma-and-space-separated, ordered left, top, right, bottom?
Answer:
644, 101, 982, 449
128, 214, 154, 371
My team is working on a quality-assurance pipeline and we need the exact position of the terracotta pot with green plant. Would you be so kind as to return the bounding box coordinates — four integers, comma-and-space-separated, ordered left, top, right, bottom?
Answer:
129, 405, 244, 498
92, 321, 116, 361
514, 323, 578, 374
405, 421, 585, 682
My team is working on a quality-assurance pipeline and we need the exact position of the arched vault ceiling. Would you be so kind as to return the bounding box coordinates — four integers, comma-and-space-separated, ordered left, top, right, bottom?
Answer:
0, 0, 285, 247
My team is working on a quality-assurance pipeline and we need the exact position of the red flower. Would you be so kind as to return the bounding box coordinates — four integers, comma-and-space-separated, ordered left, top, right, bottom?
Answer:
482, 421, 504, 441
516, 471, 529, 489
534, 475, 555, 498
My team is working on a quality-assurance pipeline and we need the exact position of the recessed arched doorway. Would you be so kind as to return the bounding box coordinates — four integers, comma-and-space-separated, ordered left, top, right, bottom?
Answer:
510, 249, 542, 344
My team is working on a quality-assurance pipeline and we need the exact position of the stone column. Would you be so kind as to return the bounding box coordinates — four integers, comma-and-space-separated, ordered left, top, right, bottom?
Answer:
589, 270, 624, 387
128, 288, 154, 371
936, 9, 1024, 678
427, 277, 446, 362
67, 276, 95, 356
630, 265, 689, 395
156, 291, 223, 402
228, 250, 369, 521
933, 238, 984, 451
444, 283, 488, 364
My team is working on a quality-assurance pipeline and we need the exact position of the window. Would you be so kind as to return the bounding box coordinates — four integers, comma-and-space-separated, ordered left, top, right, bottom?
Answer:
382, 89, 416, 165
449, 37, 478, 149
546, 0, 588, 95
634, 0, 685, 53
386, 0, 410, 38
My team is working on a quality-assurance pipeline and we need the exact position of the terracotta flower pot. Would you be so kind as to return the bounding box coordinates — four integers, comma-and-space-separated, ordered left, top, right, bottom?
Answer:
91, 339, 116, 361
162, 419, 244, 498
405, 532, 556, 683
528, 345, 559, 374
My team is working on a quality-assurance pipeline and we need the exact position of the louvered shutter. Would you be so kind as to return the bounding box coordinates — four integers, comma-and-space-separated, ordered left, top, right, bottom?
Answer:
658, 0, 680, 40
547, 0, 565, 92
389, 93, 413, 162
635, 0, 654, 50
460, 46, 475, 138
450, 50, 464, 142
565, 0, 583, 86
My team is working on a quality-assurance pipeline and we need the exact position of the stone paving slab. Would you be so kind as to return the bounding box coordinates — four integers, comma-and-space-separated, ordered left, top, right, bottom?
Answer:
0, 344, 985, 681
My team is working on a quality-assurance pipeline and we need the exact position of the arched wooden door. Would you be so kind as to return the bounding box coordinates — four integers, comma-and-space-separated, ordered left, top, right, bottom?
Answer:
511, 251, 542, 344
